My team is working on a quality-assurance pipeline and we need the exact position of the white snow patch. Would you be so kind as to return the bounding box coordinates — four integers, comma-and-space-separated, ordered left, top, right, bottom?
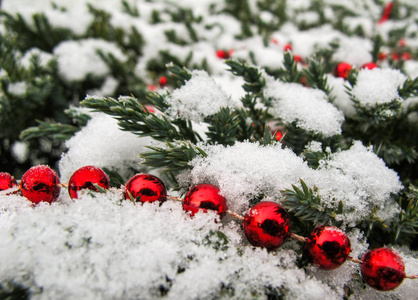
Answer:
265, 80, 344, 137
166, 70, 235, 122
351, 68, 407, 106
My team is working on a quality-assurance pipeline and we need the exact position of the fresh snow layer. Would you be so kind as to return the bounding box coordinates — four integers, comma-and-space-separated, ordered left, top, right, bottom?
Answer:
351, 68, 408, 106
185, 141, 402, 225
166, 70, 237, 122
59, 112, 154, 182
265, 80, 345, 137
53, 39, 127, 83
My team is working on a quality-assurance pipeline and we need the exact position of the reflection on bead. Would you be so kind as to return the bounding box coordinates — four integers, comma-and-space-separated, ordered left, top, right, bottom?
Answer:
361, 247, 405, 291
243, 201, 290, 250
304, 225, 351, 270
20, 165, 61, 204
68, 166, 110, 199
183, 184, 227, 217
124, 174, 167, 203
0, 172, 18, 191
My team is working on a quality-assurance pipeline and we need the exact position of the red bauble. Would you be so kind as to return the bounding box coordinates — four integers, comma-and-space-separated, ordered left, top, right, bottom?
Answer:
304, 225, 351, 270
124, 174, 167, 203
68, 166, 110, 199
335, 62, 352, 79
243, 201, 291, 250
360, 247, 405, 291
0, 172, 18, 191
362, 62, 378, 70
20, 165, 61, 204
182, 184, 228, 217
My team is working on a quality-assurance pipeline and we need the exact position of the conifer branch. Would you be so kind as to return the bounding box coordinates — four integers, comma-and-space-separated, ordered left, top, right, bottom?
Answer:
281, 179, 339, 226
303, 56, 333, 98
225, 60, 265, 94
274, 52, 301, 83
206, 107, 240, 146
19, 121, 80, 142
140, 141, 207, 173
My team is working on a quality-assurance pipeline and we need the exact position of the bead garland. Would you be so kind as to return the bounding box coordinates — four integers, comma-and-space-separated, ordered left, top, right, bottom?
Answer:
1, 165, 417, 292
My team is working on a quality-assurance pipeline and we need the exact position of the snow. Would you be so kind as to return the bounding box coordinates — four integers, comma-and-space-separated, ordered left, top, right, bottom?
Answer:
166, 70, 236, 122
265, 80, 345, 137
351, 68, 408, 106
1, 0, 418, 298
59, 112, 155, 182
53, 39, 127, 83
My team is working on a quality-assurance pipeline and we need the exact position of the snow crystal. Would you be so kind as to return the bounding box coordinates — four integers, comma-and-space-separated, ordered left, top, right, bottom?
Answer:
264, 80, 344, 137
11, 141, 29, 163
166, 70, 235, 122
53, 39, 127, 83
0, 189, 341, 299
21, 48, 54, 69
186, 141, 402, 225
326, 74, 356, 117
351, 68, 407, 106
314, 141, 402, 224
59, 112, 155, 182
332, 36, 373, 67
7, 81, 27, 96
185, 141, 310, 213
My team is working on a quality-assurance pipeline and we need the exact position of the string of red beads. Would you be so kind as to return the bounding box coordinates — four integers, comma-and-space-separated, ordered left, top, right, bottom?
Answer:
0, 165, 416, 291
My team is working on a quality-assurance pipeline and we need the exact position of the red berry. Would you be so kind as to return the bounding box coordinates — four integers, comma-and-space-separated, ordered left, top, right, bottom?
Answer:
148, 84, 157, 91
183, 184, 228, 217
158, 76, 167, 87
360, 247, 405, 291
243, 201, 291, 250
398, 38, 406, 47
378, 2, 393, 24
378, 52, 387, 61
293, 55, 303, 63
68, 166, 110, 199
216, 50, 227, 59
304, 225, 351, 270
275, 131, 283, 141
391, 53, 400, 61
144, 105, 156, 113
402, 52, 411, 60
283, 43, 292, 51
20, 165, 61, 204
362, 62, 378, 70
335, 62, 352, 79
0, 172, 18, 191
124, 174, 167, 203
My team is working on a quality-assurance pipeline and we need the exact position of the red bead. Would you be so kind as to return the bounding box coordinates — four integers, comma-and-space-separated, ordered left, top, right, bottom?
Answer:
360, 247, 405, 291
304, 225, 351, 270
68, 166, 110, 199
243, 201, 291, 250
124, 174, 167, 203
182, 184, 228, 217
335, 62, 352, 79
20, 165, 61, 204
362, 62, 378, 70
0, 172, 18, 191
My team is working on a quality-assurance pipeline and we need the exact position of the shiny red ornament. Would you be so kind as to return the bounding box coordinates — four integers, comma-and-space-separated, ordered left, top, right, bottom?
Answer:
68, 166, 110, 199
124, 174, 167, 203
335, 62, 352, 79
0, 172, 18, 191
243, 201, 291, 250
20, 165, 61, 204
183, 184, 228, 217
360, 247, 405, 291
304, 225, 351, 270
362, 62, 378, 70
